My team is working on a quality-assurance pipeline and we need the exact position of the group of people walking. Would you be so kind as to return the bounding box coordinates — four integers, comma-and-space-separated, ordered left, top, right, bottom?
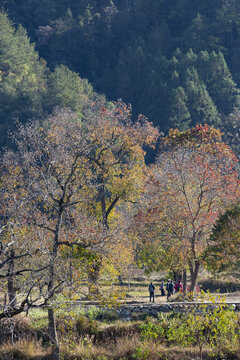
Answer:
148, 279, 183, 302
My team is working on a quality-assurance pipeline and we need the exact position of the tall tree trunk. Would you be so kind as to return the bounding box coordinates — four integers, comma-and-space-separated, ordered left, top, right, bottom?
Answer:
173, 270, 182, 283
7, 249, 16, 309
87, 257, 101, 298
69, 247, 73, 287
118, 275, 123, 286
99, 176, 108, 229
47, 206, 63, 360
182, 269, 187, 293
48, 253, 59, 360
87, 176, 107, 298
48, 308, 59, 360
189, 260, 200, 292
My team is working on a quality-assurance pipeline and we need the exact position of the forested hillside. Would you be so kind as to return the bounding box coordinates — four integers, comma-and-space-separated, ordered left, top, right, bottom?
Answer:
1, 4, 240, 359
0, 10, 95, 147
1, 0, 240, 153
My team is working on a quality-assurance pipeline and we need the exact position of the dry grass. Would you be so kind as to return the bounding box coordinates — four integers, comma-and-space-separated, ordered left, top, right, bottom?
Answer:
0, 340, 51, 360
0, 315, 34, 345
150, 346, 213, 360
0, 322, 239, 360
62, 334, 141, 359
0, 340, 239, 360
93, 320, 141, 345
60, 340, 221, 360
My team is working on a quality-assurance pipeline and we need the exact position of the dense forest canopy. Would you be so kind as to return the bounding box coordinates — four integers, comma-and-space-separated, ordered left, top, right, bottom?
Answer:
1, 0, 240, 154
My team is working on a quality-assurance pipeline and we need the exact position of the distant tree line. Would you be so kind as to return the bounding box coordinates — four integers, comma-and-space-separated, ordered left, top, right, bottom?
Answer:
2, 0, 240, 155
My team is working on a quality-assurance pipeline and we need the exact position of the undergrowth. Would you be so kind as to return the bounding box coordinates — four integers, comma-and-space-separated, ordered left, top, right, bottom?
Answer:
0, 299, 239, 360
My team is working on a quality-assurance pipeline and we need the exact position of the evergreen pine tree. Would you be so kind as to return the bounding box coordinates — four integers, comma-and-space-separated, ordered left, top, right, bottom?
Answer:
184, 67, 221, 127
170, 86, 191, 130
46, 65, 93, 115
199, 51, 240, 114
0, 11, 47, 146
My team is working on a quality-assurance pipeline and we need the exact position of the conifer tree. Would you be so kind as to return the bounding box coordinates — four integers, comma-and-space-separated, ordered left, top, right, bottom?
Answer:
200, 51, 240, 114
0, 11, 47, 146
170, 86, 191, 130
184, 67, 221, 127
46, 65, 93, 115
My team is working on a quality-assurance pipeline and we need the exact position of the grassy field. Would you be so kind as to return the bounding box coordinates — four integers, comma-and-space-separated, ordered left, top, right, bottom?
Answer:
0, 304, 239, 360
0, 274, 240, 359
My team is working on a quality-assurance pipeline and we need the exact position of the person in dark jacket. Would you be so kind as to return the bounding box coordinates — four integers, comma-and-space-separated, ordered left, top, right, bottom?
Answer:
160, 282, 165, 296
166, 279, 174, 300
148, 282, 155, 303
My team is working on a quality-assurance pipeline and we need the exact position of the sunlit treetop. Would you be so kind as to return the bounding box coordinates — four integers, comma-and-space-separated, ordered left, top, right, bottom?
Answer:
162, 124, 238, 160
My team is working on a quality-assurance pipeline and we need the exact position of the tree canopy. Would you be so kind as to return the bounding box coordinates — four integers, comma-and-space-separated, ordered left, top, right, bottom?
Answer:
134, 125, 240, 290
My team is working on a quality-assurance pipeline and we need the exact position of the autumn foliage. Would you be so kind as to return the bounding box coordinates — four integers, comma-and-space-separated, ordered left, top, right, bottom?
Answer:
135, 125, 240, 290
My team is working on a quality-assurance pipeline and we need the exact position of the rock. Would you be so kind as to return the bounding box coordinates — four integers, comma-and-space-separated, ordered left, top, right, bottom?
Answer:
141, 308, 150, 314
208, 305, 218, 311
149, 309, 158, 318
159, 306, 171, 313
118, 309, 131, 318
133, 307, 140, 312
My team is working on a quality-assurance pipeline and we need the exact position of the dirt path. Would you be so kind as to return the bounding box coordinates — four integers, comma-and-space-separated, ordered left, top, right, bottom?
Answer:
72, 293, 240, 307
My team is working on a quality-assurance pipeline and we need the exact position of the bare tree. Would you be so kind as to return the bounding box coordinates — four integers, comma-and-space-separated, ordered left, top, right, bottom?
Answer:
1, 108, 96, 359
0, 100, 158, 359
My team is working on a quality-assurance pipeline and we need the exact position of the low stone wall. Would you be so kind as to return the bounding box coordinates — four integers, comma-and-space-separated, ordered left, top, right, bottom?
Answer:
117, 302, 240, 320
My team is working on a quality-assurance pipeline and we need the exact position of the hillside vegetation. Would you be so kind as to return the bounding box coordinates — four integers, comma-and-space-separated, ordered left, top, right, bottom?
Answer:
0, 2, 240, 359
1, 0, 240, 154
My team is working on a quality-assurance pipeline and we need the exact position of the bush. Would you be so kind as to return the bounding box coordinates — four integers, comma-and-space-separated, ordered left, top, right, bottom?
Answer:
166, 298, 239, 360
0, 316, 34, 345
94, 321, 141, 344
137, 293, 240, 360
131, 312, 149, 321
76, 315, 99, 337
139, 321, 165, 341
101, 310, 120, 322
95, 309, 120, 322
0, 340, 49, 360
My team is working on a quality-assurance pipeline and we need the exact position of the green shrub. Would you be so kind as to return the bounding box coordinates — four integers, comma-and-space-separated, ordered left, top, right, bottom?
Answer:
100, 309, 120, 322
139, 321, 165, 341
136, 293, 240, 360
133, 345, 150, 360
84, 306, 102, 320
166, 296, 239, 360
131, 312, 148, 321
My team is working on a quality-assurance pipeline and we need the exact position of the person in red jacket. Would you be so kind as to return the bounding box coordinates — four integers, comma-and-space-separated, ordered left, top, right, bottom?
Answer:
174, 280, 183, 292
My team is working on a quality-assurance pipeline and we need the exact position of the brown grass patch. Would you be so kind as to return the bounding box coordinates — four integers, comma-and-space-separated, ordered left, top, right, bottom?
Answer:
61, 334, 141, 359
60, 340, 217, 360
0, 315, 34, 345
0, 340, 51, 360
95, 320, 141, 343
